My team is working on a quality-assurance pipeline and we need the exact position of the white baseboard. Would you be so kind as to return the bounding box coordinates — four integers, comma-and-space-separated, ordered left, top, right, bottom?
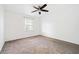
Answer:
5, 33, 79, 45
42, 33, 79, 45
5, 34, 41, 42
0, 41, 5, 52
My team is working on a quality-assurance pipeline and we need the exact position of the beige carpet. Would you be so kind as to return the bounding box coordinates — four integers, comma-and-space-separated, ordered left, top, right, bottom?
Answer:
1, 35, 79, 54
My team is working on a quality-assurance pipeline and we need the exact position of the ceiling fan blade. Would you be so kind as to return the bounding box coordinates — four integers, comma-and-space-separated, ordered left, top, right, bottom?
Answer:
33, 6, 39, 9
41, 9, 49, 12
40, 4, 47, 9
32, 10, 38, 13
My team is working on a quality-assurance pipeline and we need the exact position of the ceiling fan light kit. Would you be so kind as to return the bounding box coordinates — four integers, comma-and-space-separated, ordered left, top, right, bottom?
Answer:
32, 4, 49, 15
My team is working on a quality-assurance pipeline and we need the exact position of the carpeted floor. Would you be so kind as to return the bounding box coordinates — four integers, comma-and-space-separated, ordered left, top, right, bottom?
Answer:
1, 35, 79, 54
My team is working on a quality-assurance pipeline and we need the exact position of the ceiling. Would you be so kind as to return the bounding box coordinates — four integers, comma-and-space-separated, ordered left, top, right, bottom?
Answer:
4, 4, 51, 17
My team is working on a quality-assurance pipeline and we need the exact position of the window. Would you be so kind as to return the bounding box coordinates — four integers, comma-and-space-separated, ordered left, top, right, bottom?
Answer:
25, 17, 33, 31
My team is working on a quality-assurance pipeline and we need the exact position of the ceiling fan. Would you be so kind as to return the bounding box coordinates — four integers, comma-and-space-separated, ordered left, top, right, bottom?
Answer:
32, 4, 49, 15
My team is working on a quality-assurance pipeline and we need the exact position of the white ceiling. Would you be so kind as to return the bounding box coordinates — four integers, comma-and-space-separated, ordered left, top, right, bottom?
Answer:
4, 4, 51, 17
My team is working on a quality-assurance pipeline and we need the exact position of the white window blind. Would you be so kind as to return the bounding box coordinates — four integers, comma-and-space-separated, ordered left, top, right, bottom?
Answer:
25, 17, 33, 31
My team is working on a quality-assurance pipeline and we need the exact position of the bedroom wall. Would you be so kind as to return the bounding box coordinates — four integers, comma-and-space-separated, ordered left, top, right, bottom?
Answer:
5, 10, 41, 41
42, 4, 79, 45
0, 5, 5, 51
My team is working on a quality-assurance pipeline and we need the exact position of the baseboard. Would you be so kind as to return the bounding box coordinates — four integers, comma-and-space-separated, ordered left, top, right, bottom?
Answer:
0, 41, 5, 52
5, 35, 41, 42
5, 33, 79, 45
42, 34, 79, 45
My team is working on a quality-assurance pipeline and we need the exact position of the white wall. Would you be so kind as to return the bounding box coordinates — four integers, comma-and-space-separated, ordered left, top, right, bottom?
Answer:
42, 4, 79, 45
0, 5, 5, 51
5, 10, 41, 41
